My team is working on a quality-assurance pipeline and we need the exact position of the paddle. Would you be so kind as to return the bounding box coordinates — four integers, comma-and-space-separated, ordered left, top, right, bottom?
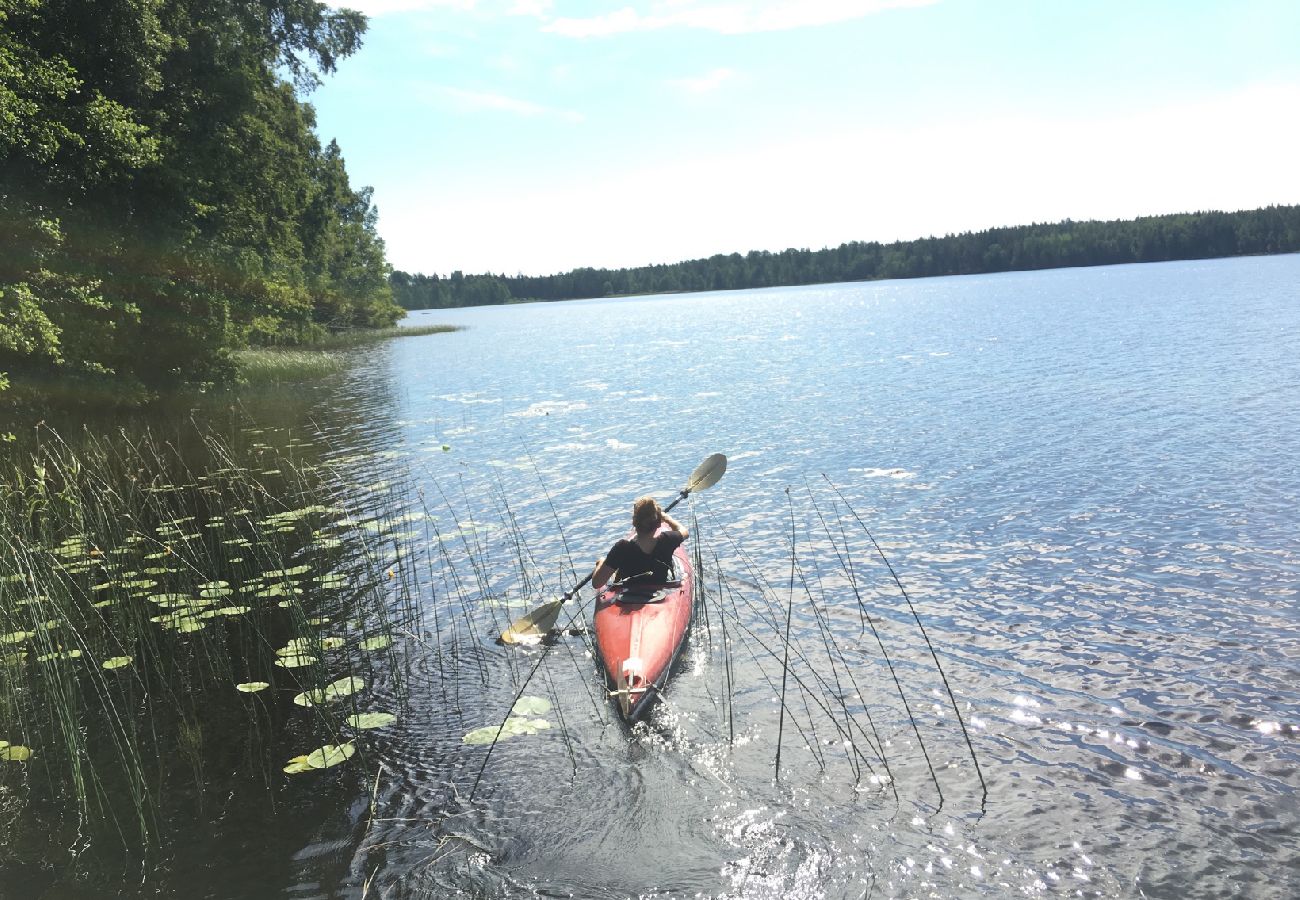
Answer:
500, 453, 727, 644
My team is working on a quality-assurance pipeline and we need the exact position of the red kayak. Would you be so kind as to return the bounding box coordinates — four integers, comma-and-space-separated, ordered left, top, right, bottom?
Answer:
592, 526, 695, 723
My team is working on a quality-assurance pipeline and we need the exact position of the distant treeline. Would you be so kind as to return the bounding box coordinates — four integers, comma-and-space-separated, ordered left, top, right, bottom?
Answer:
390, 205, 1300, 309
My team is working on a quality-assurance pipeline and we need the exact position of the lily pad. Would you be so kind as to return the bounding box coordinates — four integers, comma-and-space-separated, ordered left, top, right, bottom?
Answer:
255, 584, 298, 599
101, 656, 133, 670
314, 574, 347, 589
0, 631, 32, 645
274, 653, 317, 669
462, 717, 551, 745
215, 605, 251, 616
236, 681, 270, 693
511, 696, 552, 717
36, 649, 83, 662
283, 754, 314, 775
293, 676, 365, 707
347, 712, 397, 730
306, 742, 355, 769
264, 565, 311, 578
359, 635, 392, 652
1, 745, 33, 762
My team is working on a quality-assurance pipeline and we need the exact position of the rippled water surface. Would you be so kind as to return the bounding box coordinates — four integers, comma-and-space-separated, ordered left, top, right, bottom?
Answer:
24, 256, 1300, 899
284, 255, 1294, 899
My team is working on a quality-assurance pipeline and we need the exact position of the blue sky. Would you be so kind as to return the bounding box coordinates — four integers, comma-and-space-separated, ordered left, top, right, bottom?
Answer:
309, 0, 1300, 276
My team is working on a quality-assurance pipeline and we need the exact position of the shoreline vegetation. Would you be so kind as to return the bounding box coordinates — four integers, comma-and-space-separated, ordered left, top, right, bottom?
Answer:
233, 324, 462, 384
390, 203, 1300, 309
1, 2, 407, 401
1, 424, 422, 864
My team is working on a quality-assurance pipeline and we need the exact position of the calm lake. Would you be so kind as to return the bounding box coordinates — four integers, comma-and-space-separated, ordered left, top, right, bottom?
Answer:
5, 254, 1299, 898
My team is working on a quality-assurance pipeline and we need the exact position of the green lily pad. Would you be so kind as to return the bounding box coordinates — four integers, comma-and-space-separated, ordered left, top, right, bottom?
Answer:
236, 681, 270, 693
147, 593, 193, 606
283, 755, 314, 775
314, 574, 347, 589
511, 696, 552, 717
255, 584, 298, 598
215, 605, 251, 616
101, 656, 133, 670
293, 676, 365, 707
274, 654, 317, 669
277, 638, 313, 656
347, 712, 397, 730
319, 636, 345, 651
1, 745, 33, 761
359, 635, 392, 652
0, 631, 32, 645
264, 565, 311, 578
462, 717, 551, 745
306, 742, 355, 769
36, 648, 83, 662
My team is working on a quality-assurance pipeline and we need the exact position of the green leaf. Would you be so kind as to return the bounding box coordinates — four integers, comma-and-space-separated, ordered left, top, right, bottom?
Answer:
359, 635, 392, 652
511, 696, 552, 717
306, 742, 355, 769
1, 745, 34, 762
346, 712, 397, 730
236, 681, 270, 693
462, 717, 551, 745
101, 656, 133, 670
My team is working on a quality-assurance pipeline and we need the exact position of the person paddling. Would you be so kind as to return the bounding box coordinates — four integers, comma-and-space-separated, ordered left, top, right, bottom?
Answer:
591, 496, 689, 590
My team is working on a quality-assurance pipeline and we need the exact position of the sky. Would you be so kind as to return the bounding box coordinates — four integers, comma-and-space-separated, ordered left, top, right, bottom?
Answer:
307, 0, 1300, 276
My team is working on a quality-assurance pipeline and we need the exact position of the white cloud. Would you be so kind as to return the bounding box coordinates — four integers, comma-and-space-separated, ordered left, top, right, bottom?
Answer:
427, 85, 585, 121
668, 67, 736, 93
379, 82, 1300, 275
545, 0, 937, 37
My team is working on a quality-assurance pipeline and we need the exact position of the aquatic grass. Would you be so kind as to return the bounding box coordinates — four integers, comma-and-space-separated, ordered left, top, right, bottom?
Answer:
0, 424, 423, 855
231, 324, 461, 384
305, 323, 461, 349
232, 348, 352, 384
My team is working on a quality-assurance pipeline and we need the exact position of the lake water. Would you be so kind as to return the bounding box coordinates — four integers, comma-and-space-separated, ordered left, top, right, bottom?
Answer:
8, 255, 1300, 898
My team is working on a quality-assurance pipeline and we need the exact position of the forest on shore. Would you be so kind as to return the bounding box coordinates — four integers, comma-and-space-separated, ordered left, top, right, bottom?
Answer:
0, 1, 401, 397
390, 204, 1300, 310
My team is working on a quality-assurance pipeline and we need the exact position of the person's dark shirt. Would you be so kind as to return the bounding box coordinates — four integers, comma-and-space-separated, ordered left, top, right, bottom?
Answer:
603, 532, 685, 584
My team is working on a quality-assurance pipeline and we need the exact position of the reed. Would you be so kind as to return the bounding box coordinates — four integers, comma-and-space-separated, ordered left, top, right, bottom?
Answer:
232, 348, 352, 383
306, 323, 461, 349
0, 424, 421, 856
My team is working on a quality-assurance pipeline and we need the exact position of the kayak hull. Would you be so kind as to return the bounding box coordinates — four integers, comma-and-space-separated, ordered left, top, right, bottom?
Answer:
592, 535, 694, 723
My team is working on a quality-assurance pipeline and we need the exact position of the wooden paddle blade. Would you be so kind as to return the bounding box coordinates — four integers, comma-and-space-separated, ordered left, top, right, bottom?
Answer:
501, 599, 563, 644
686, 453, 727, 493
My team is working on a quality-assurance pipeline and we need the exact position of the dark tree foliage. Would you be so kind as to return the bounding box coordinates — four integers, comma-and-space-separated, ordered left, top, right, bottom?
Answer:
392, 205, 1300, 309
0, 0, 400, 392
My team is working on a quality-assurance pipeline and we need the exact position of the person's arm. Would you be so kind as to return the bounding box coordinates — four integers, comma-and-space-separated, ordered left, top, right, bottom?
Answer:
591, 558, 616, 590
661, 512, 689, 541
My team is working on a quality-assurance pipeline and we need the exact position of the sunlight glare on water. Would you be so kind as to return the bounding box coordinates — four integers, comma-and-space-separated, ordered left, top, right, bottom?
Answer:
270, 255, 1299, 898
